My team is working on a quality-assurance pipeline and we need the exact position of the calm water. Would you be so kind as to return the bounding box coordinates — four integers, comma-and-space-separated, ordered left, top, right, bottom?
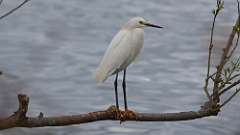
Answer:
0, 0, 240, 135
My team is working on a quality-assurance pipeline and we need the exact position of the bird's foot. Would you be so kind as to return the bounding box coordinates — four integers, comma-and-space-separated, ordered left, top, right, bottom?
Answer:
110, 106, 124, 120
109, 106, 137, 123
124, 108, 137, 118
119, 108, 137, 123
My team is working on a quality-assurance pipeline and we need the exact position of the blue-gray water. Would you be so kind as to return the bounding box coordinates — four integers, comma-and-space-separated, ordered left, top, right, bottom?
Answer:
0, 0, 240, 135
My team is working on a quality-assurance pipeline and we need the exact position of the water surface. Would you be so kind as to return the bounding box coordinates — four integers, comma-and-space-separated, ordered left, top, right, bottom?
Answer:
0, 0, 240, 135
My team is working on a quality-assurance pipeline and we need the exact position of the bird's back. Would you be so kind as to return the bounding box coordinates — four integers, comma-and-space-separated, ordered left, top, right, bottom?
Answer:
93, 28, 144, 83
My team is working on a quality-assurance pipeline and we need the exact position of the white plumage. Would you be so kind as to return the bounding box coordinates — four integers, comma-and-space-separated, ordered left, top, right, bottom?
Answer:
93, 17, 162, 83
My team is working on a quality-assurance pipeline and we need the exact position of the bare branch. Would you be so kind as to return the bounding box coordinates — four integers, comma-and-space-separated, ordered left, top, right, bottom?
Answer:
0, 94, 219, 130
0, 0, 30, 20
229, 73, 240, 81
212, 13, 239, 105
219, 79, 240, 95
220, 88, 240, 108
204, 0, 224, 101
227, 0, 240, 59
215, 0, 240, 98
227, 31, 239, 59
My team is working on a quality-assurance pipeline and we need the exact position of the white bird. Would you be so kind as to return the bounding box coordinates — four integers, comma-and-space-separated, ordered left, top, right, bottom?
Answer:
93, 17, 163, 111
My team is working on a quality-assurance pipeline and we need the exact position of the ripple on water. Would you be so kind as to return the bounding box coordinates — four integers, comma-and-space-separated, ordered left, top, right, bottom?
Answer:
0, 0, 240, 135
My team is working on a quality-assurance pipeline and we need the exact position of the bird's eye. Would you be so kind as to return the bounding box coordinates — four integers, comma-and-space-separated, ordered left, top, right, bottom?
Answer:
139, 21, 143, 24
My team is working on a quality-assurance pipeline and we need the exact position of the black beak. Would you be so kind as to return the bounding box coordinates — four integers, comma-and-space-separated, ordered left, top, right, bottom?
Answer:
144, 22, 163, 29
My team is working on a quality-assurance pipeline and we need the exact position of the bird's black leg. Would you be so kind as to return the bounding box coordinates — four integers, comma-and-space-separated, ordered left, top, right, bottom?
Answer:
114, 72, 119, 109
122, 69, 128, 110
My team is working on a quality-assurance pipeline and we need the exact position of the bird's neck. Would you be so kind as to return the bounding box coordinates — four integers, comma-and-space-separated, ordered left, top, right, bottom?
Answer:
121, 26, 143, 31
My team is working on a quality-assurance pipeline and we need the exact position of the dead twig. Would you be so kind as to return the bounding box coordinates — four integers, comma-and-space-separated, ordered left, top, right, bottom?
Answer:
227, 0, 240, 59
220, 88, 240, 108
214, 0, 240, 99
219, 79, 240, 95
0, 0, 30, 20
212, 9, 238, 105
229, 73, 240, 81
204, 0, 224, 101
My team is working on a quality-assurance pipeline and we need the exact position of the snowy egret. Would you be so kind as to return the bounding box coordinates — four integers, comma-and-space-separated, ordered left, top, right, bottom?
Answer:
93, 17, 163, 112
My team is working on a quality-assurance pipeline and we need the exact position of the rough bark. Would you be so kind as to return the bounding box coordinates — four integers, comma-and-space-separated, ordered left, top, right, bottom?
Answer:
0, 94, 218, 130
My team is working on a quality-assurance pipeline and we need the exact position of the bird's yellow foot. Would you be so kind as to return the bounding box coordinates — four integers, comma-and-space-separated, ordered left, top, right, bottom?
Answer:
109, 106, 137, 123
124, 109, 137, 118
119, 109, 137, 123
110, 106, 124, 120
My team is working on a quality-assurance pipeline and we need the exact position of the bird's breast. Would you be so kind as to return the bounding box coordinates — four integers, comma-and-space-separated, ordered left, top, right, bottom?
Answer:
117, 29, 144, 70
131, 29, 144, 47
129, 29, 144, 58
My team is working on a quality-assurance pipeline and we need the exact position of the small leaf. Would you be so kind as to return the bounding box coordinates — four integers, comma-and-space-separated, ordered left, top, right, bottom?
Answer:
233, 25, 240, 33
212, 9, 216, 15
237, 27, 240, 33
227, 68, 230, 74
218, 1, 224, 10
224, 69, 227, 76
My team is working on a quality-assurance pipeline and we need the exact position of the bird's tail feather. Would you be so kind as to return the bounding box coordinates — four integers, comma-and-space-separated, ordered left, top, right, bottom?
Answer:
92, 67, 108, 84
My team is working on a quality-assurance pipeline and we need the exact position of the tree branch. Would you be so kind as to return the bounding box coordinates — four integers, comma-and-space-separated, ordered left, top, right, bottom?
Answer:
0, 94, 218, 130
229, 73, 240, 81
227, 0, 240, 59
212, 0, 240, 99
220, 88, 240, 108
204, 1, 219, 100
219, 79, 240, 95
204, 0, 225, 101
0, 0, 30, 20
212, 12, 239, 105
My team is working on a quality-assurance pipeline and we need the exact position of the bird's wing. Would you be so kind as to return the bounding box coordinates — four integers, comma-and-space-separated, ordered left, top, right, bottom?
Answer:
101, 30, 132, 73
104, 30, 128, 56
93, 30, 131, 83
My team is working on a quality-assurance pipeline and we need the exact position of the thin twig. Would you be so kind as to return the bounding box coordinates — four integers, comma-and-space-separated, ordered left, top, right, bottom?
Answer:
220, 88, 240, 108
227, 32, 239, 58
208, 72, 226, 81
216, 0, 240, 98
207, 72, 219, 82
204, 4, 219, 101
218, 63, 238, 90
227, 0, 240, 59
0, 0, 30, 20
219, 79, 240, 95
229, 73, 240, 81
212, 15, 239, 105
215, 0, 240, 99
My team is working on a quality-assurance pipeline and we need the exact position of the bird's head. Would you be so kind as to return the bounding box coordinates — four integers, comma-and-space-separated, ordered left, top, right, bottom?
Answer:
122, 17, 163, 30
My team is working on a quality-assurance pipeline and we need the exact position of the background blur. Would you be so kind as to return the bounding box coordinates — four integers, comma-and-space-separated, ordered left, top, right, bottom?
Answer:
0, 0, 240, 135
